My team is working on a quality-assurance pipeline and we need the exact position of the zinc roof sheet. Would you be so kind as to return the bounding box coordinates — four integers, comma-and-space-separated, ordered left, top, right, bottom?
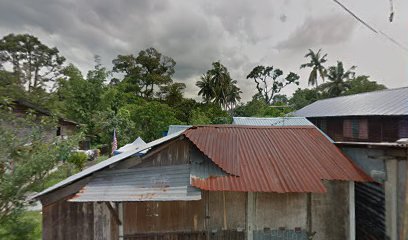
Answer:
168, 125, 192, 135
294, 87, 408, 117
69, 164, 201, 202
232, 117, 314, 126
32, 130, 186, 199
185, 125, 371, 193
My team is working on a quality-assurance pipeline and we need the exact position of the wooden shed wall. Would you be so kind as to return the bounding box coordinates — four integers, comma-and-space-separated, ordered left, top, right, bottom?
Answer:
42, 199, 118, 240
123, 191, 246, 237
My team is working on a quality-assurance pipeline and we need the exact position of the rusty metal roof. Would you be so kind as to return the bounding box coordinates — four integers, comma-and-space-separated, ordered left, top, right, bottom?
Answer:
69, 164, 201, 202
185, 125, 371, 193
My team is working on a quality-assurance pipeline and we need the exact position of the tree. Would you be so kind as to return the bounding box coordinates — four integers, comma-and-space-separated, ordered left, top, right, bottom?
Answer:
196, 62, 241, 111
300, 49, 327, 87
246, 65, 299, 105
196, 73, 215, 103
123, 101, 182, 141
0, 103, 79, 224
234, 93, 292, 117
56, 60, 108, 134
323, 61, 355, 97
343, 75, 386, 95
156, 82, 186, 106
0, 34, 65, 92
112, 48, 176, 98
288, 88, 321, 110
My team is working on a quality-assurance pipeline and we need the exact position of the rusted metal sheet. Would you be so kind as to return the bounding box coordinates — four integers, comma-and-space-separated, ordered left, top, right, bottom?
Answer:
69, 165, 201, 202
185, 125, 371, 193
184, 127, 241, 176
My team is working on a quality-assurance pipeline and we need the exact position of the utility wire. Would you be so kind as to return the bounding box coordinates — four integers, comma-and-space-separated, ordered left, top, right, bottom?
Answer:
332, 0, 408, 53
332, 0, 377, 33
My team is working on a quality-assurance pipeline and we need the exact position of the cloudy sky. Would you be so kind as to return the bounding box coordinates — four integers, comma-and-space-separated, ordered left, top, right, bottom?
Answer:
1, 0, 407, 101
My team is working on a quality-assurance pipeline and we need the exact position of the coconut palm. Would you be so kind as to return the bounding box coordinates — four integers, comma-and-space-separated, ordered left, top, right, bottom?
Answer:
300, 49, 328, 87
196, 61, 241, 110
196, 73, 215, 103
324, 61, 356, 97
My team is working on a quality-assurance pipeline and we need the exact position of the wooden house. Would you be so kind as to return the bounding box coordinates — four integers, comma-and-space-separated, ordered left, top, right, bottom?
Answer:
33, 125, 370, 240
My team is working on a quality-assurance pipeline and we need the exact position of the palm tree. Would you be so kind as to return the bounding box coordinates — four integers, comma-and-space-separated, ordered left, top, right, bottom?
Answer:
324, 61, 356, 97
196, 73, 215, 103
196, 61, 241, 110
300, 49, 328, 87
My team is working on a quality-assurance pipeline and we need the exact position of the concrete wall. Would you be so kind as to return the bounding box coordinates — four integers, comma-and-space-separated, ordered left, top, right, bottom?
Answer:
311, 181, 349, 240
254, 193, 307, 230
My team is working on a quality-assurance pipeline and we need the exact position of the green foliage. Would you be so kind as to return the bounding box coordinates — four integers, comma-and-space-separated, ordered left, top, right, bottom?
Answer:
196, 62, 241, 111
112, 47, 176, 98
93, 107, 137, 147
0, 106, 81, 223
289, 88, 321, 110
156, 82, 186, 106
234, 94, 293, 117
343, 75, 386, 95
0, 33, 65, 92
246, 65, 299, 105
322, 61, 356, 97
67, 152, 87, 171
0, 210, 41, 240
56, 61, 109, 134
122, 101, 183, 141
190, 109, 212, 125
300, 49, 328, 87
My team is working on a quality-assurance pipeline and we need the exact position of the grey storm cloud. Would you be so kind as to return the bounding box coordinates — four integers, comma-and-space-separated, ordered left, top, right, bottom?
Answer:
0, 0, 407, 100
276, 14, 357, 50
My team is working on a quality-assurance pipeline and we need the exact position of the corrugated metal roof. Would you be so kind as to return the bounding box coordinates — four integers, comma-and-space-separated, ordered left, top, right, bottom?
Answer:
185, 125, 371, 193
294, 87, 408, 117
69, 165, 201, 202
232, 117, 333, 142
233, 117, 314, 126
168, 125, 192, 135
32, 129, 186, 199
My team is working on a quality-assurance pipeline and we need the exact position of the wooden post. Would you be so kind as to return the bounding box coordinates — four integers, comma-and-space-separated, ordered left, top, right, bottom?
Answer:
118, 203, 124, 240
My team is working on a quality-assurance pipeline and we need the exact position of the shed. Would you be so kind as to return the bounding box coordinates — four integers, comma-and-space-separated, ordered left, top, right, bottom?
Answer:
33, 125, 370, 240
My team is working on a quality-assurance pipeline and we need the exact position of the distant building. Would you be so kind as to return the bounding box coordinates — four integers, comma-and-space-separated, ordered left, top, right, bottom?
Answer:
294, 87, 408, 142
33, 125, 370, 240
11, 99, 79, 139
295, 88, 408, 240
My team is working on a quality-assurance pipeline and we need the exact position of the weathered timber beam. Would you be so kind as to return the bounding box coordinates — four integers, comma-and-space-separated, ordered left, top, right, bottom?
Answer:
104, 202, 122, 226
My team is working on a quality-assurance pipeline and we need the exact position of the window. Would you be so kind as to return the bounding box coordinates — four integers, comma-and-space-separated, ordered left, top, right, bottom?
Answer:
343, 119, 368, 140
319, 119, 327, 133
399, 119, 408, 138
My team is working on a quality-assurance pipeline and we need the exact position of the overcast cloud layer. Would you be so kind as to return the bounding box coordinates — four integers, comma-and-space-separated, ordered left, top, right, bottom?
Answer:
0, 0, 407, 101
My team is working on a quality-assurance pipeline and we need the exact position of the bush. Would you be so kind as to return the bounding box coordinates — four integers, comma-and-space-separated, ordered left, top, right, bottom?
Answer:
67, 152, 87, 171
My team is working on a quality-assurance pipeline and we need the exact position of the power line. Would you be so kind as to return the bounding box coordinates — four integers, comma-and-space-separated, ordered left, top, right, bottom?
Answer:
332, 0, 408, 53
